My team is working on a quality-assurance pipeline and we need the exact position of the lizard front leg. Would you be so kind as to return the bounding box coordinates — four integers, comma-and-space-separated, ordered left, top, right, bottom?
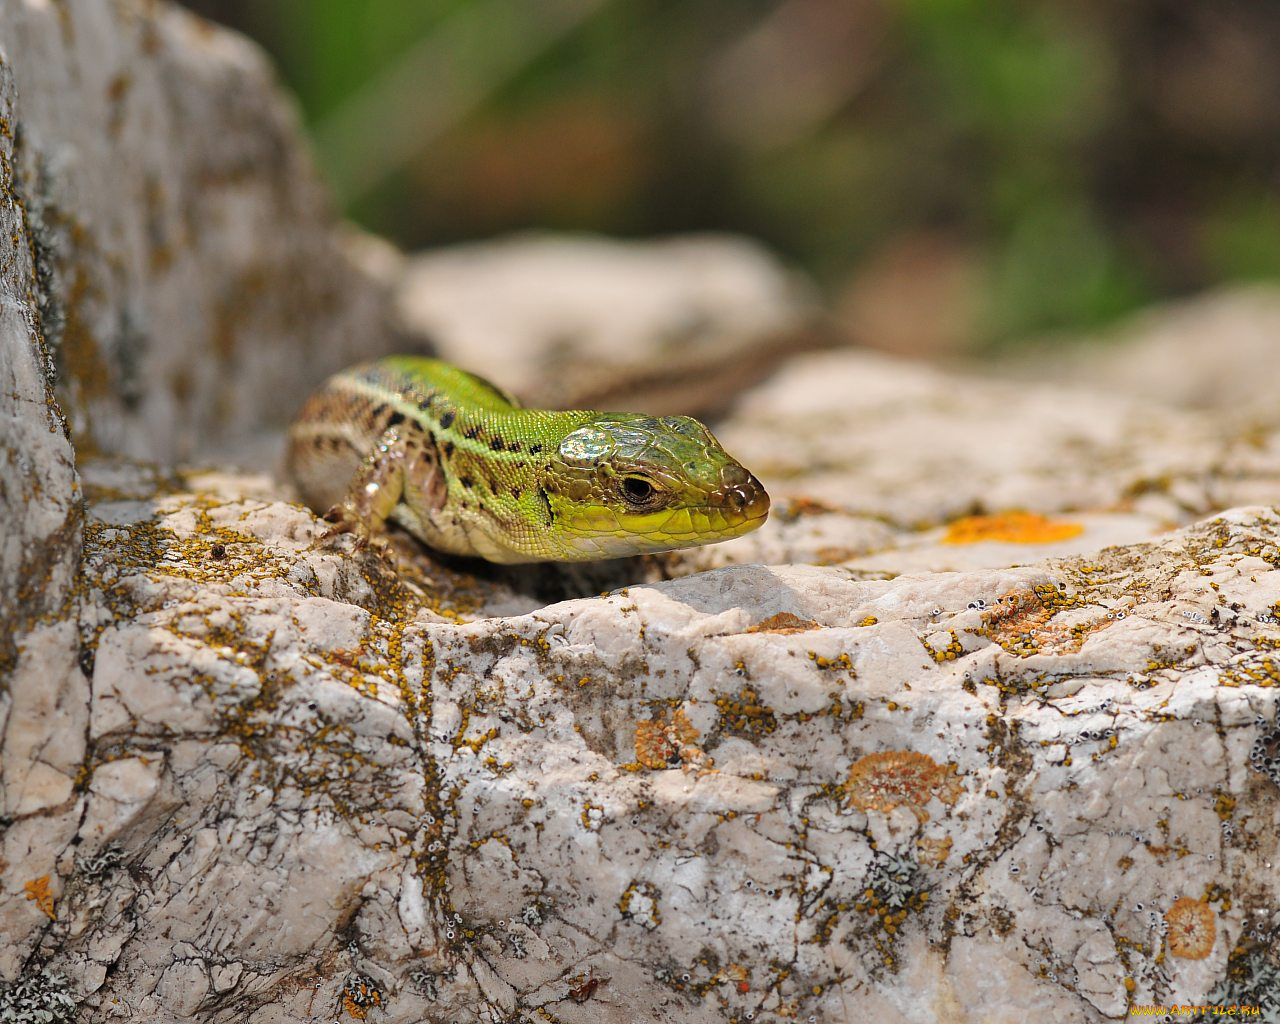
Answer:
322, 428, 412, 550
321, 424, 449, 552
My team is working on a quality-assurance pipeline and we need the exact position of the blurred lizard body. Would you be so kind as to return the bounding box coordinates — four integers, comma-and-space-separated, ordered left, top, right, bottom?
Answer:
286, 356, 770, 563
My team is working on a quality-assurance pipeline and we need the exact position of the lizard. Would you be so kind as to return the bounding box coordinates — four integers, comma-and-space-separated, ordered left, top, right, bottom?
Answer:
285, 356, 770, 563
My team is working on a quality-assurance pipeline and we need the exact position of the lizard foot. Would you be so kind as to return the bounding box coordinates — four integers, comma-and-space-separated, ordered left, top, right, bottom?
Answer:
318, 505, 389, 555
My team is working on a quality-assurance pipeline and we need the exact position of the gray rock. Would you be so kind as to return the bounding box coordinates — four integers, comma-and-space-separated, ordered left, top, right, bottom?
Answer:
6, 1, 1280, 1022
6, 461, 1279, 1022
715, 346, 1275, 529
0, 31, 85, 904
395, 232, 827, 416
0, 0, 396, 464
1011, 285, 1280, 414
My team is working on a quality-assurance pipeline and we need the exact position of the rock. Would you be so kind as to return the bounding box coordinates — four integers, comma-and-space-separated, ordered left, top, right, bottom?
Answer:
714, 346, 1280, 530
0, 35, 87, 993
663, 338, 1280, 582
6, 1, 1280, 1021
0, 0, 398, 464
1008, 285, 1280, 413
0, 0, 392, 1007
0, 51, 81, 681
394, 232, 828, 416
4, 459, 1279, 1022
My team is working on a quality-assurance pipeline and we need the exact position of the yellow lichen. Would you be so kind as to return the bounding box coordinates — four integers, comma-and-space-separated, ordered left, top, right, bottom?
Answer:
809, 652, 854, 673
943, 513, 1084, 546
618, 879, 661, 928
716, 685, 778, 737
23, 875, 55, 919
580, 801, 605, 831
922, 630, 964, 663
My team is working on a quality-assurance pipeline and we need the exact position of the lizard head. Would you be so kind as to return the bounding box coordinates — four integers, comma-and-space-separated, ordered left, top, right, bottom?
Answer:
544, 414, 770, 560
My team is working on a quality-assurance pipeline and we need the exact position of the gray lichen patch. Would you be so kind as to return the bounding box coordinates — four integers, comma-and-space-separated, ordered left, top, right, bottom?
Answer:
0, 967, 77, 1024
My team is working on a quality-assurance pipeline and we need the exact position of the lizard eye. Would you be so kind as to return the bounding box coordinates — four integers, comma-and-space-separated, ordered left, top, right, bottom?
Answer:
620, 475, 659, 507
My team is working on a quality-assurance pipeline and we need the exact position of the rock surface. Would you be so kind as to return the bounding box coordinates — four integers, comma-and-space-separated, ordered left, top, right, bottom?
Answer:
1010, 286, 1280, 414
0, 26, 88, 1001
0, 48, 81, 681
0, 0, 397, 464
395, 232, 827, 416
5, 461, 1280, 1024
6, 2, 1280, 1023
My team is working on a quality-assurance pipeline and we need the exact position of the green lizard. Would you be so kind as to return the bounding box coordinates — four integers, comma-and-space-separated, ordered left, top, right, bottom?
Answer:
286, 356, 770, 563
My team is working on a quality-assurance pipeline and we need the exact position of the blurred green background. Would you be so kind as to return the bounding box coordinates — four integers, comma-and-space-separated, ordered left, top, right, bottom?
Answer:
183, 0, 1280, 355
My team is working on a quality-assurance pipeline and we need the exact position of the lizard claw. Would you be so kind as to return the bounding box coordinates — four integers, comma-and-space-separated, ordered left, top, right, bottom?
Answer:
321, 505, 351, 531
317, 505, 391, 557
319, 505, 368, 545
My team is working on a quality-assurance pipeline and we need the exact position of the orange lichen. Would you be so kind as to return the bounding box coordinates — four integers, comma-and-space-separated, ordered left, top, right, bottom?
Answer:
635, 709, 707, 770
843, 751, 963, 823
745, 612, 820, 634
943, 513, 1084, 546
23, 875, 55, 919
1164, 897, 1215, 959
979, 585, 1111, 659
782, 497, 837, 519
341, 977, 383, 1019
916, 835, 953, 866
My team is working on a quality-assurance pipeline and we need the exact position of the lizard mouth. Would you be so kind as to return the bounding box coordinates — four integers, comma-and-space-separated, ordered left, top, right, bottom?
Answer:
555, 467, 771, 559
717, 473, 770, 526
699, 468, 770, 536
666, 473, 769, 543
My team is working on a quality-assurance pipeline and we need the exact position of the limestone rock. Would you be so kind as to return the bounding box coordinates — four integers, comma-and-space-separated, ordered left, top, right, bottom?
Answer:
1011, 285, 1280, 414
0, 0, 397, 464
0, 35, 87, 985
7, 1, 1280, 1021
5, 460, 1279, 1023
660, 338, 1280, 585
394, 232, 827, 416
0, 0, 388, 1012
0, 50, 81, 680
713, 347, 1280, 531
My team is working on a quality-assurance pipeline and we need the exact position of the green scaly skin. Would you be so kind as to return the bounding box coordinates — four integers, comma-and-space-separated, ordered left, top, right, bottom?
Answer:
285, 356, 770, 563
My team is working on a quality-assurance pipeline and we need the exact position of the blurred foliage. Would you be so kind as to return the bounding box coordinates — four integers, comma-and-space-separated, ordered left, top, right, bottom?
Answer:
184, 0, 1280, 352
